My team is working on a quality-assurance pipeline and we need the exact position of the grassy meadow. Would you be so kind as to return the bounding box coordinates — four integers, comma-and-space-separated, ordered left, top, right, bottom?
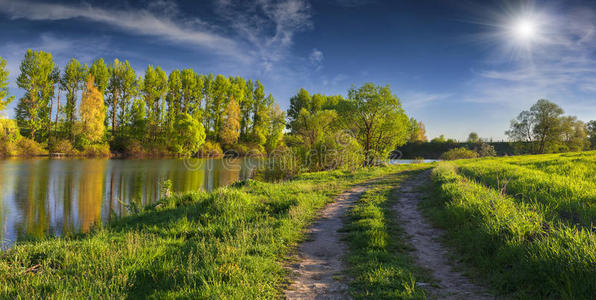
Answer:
0, 164, 411, 299
426, 151, 596, 298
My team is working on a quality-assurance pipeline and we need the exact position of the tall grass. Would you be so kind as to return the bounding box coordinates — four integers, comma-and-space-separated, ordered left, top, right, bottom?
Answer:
427, 162, 596, 298
457, 154, 596, 228
0, 165, 402, 298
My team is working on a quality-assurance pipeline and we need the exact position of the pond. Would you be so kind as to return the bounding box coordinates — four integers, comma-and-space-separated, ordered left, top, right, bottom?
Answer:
0, 158, 258, 248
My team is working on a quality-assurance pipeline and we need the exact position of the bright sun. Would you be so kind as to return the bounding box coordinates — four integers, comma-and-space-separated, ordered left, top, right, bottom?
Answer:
514, 19, 536, 40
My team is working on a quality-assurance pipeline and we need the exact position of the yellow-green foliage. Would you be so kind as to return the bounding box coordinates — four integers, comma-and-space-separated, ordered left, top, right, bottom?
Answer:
429, 153, 596, 298
0, 118, 47, 157
82, 144, 111, 157
440, 147, 479, 160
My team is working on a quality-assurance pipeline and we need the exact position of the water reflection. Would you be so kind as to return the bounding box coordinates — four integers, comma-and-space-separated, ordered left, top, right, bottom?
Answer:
0, 158, 257, 248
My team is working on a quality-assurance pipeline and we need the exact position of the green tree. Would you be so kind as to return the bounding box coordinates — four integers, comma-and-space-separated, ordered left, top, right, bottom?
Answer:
219, 96, 241, 145
88, 58, 110, 95
532, 99, 564, 153
116, 61, 138, 135
130, 98, 147, 142
172, 113, 206, 156
587, 120, 596, 149
287, 88, 311, 133
406, 118, 428, 143
209, 74, 230, 140
0, 56, 14, 112
166, 69, 182, 130
79, 75, 106, 143
338, 83, 409, 165
106, 59, 124, 135
16, 49, 57, 141
60, 58, 86, 140
265, 104, 285, 152
467, 132, 480, 144
181, 69, 202, 116
560, 116, 587, 151
507, 99, 565, 153
240, 79, 254, 140
142, 65, 169, 141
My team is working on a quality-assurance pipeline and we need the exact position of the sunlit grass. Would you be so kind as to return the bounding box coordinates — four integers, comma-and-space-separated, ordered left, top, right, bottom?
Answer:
427, 157, 596, 298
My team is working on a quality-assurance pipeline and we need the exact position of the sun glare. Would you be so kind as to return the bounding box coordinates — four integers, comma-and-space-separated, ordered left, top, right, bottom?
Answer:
513, 18, 536, 40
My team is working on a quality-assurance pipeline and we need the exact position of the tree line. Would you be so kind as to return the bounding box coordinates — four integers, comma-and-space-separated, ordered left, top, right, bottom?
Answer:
1, 50, 285, 157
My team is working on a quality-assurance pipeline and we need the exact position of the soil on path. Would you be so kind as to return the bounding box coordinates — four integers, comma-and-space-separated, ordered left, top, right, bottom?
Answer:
285, 185, 369, 300
393, 171, 493, 300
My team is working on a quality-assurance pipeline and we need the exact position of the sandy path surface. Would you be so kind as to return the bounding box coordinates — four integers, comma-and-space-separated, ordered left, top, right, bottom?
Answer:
392, 171, 493, 300
285, 185, 369, 300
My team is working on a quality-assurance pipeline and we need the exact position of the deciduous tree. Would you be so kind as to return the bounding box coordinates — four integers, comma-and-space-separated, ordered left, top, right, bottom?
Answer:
16, 49, 57, 141
0, 56, 14, 112
220, 95, 241, 145
79, 76, 105, 143
338, 83, 409, 165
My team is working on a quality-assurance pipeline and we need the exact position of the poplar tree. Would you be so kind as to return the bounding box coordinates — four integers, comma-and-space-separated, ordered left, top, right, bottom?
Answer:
60, 58, 86, 140
0, 56, 14, 112
16, 49, 57, 141
220, 95, 241, 145
79, 75, 105, 143
166, 69, 182, 130
240, 79, 254, 140
88, 58, 110, 95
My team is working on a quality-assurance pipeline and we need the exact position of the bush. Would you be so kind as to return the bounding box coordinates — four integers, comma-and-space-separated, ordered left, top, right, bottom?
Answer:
198, 141, 223, 158
257, 148, 302, 182
0, 119, 21, 156
124, 140, 145, 157
83, 144, 111, 157
51, 139, 78, 155
440, 147, 479, 160
16, 138, 47, 156
477, 142, 497, 157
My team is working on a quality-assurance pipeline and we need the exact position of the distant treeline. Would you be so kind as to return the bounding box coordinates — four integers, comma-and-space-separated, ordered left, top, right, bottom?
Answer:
395, 141, 516, 159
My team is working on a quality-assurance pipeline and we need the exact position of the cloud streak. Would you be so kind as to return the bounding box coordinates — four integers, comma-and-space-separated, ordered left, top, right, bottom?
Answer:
0, 0, 245, 61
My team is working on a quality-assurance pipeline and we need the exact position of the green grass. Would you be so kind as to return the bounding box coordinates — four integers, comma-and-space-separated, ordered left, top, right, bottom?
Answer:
343, 167, 430, 299
426, 158, 596, 299
0, 165, 404, 299
456, 152, 596, 227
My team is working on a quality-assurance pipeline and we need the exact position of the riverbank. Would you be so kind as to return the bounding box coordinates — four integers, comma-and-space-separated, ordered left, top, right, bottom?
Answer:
0, 164, 412, 298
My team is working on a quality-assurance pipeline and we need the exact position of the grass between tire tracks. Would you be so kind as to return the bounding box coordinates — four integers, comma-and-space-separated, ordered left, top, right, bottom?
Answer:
343, 167, 432, 299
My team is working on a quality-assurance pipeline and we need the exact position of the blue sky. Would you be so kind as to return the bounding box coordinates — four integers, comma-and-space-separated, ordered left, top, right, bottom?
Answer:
0, 0, 595, 141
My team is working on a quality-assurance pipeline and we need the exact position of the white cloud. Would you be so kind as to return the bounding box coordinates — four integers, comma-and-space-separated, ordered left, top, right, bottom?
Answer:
213, 0, 312, 72
0, 0, 245, 61
309, 48, 324, 70
401, 92, 451, 109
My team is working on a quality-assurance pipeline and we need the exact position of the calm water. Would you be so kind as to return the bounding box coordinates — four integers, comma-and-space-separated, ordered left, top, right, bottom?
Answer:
0, 158, 258, 248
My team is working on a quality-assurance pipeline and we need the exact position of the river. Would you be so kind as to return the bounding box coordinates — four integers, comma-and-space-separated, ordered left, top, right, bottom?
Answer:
0, 158, 258, 248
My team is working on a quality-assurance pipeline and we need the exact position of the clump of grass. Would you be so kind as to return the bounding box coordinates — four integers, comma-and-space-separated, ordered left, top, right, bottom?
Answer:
343, 168, 429, 299
0, 164, 403, 298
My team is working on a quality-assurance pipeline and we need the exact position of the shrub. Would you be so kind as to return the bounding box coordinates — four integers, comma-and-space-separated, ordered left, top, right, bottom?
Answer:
51, 139, 78, 155
440, 147, 479, 160
0, 119, 21, 156
257, 148, 302, 182
198, 141, 223, 158
477, 142, 497, 157
16, 137, 47, 156
83, 144, 111, 157
124, 140, 145, 157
